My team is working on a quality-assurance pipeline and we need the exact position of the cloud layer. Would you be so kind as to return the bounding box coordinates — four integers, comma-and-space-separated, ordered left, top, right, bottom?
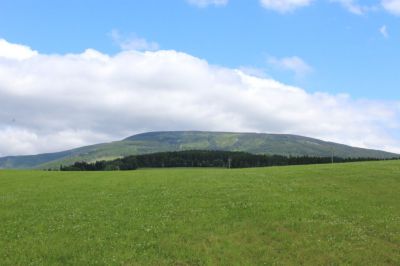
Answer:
0, 39, 399, 156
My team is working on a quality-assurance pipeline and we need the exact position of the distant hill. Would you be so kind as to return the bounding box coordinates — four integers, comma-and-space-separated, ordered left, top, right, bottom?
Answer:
0, 131, 398, 169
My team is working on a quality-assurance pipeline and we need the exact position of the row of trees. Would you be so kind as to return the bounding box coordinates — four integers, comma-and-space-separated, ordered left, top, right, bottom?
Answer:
60, 156, 139, 171
59, 150, 390, 171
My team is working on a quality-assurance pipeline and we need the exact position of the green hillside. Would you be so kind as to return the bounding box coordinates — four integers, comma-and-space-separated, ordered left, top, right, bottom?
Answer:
0, 131, 398, 169
1, 161, 399, 264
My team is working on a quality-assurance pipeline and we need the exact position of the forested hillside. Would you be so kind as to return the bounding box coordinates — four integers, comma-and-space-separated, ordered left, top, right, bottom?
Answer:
1, 131, 398, 169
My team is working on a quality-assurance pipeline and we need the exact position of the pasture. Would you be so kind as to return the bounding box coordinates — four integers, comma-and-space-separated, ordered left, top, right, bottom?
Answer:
1, 161, 399, 265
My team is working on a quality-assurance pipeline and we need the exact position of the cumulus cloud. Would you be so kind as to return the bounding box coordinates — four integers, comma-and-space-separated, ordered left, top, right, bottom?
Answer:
110, 30, 159, 51
268, 56, 313, 78
0, 38, 399, 156
382, 0, 400, 15
0, 39, 38, 60
260, 0, 313, 13
187, 0, 228, 7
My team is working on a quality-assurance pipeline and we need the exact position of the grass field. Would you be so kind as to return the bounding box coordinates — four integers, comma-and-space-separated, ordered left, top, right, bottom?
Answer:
1, 161, 399, 265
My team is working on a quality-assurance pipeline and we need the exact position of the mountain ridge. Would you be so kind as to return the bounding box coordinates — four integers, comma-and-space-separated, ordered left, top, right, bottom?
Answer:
0, 131, 398, 169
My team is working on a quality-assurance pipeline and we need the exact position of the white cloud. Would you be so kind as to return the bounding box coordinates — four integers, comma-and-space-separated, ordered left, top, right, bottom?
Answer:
110, 30, 159, 51
260, 0, 313, 13
0, 127, 108, 156
0, 39, 38, 60
0, 39, 399, 156
187, 0, 228, 7
382, 0, 400, 15
238, 66, 270, 78
380, 25, 389, 38
331, 0, 377, 15
268, 56, 313, 77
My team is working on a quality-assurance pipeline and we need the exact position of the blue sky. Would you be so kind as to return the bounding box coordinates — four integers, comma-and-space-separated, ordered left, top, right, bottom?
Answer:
0, 0, 399, 156
1, 0, 399, 99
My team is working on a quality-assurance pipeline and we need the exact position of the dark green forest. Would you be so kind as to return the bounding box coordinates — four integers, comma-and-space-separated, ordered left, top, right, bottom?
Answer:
59, 150, 392, 171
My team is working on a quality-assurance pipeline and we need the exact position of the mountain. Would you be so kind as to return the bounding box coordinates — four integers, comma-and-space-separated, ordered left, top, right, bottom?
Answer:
0, 131, 398, 169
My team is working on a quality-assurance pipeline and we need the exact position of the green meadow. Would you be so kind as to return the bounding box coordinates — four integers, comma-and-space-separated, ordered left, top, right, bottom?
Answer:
1, 161, 399, 265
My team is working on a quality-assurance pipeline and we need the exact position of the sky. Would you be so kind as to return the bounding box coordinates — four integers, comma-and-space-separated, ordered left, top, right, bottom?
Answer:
0, 0, 399, 156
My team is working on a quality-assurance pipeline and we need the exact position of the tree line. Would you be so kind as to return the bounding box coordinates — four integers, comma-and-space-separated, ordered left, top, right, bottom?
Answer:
59, 150, 394, 171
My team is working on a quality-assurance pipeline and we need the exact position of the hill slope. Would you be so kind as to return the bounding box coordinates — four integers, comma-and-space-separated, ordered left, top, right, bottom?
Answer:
0, 131, 398, 169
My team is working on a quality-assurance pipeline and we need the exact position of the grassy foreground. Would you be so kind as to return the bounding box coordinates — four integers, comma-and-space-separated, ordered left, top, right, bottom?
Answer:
1, 161, 399, 265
